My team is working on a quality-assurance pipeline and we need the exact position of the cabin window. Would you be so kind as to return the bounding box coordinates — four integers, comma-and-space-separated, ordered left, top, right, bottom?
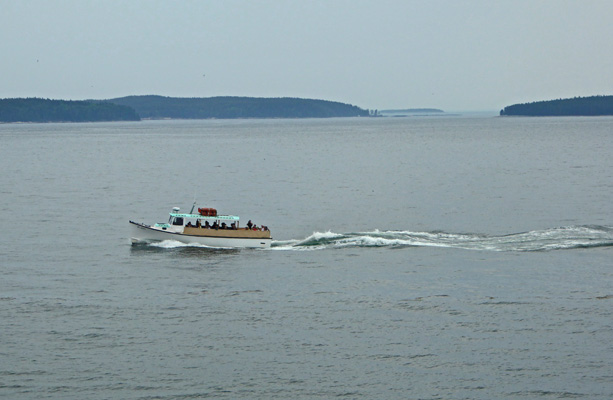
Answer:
172, 217, 184, 226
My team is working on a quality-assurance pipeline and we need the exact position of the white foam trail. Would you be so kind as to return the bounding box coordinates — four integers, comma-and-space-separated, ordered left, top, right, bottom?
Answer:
148, 240, 229, 249
274, 226, 613, 252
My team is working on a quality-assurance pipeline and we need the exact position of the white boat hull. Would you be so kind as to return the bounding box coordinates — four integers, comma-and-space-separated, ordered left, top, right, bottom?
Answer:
130, 221, 271, 249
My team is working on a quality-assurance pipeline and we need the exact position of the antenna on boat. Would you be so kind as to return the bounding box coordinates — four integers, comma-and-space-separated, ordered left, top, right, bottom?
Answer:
189, 199, 196, 214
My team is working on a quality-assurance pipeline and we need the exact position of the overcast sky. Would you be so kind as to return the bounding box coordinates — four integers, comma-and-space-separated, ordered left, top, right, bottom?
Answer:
2, 0, 613, 111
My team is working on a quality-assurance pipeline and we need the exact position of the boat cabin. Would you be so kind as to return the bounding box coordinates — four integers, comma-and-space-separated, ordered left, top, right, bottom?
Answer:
154, 207, 238, 230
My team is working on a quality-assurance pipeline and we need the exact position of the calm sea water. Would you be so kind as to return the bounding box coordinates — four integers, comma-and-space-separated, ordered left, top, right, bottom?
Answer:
1, 116, 612, 399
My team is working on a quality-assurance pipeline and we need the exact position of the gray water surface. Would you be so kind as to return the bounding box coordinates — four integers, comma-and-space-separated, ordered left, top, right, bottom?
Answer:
1, 117, 612, 399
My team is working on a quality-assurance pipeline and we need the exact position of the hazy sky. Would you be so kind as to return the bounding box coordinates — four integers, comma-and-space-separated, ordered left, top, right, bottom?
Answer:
2, 0, 613, 111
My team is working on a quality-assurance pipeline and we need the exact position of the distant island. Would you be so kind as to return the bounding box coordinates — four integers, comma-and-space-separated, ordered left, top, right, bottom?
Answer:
380, 108, 444, 114
102, 95, 369, 119
0, 98, 140, 123
377, 108, 446, 117
500, 95, 613, 116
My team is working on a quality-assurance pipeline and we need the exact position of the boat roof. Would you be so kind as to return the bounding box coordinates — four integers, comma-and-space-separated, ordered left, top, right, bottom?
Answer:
170, 212, 239, 221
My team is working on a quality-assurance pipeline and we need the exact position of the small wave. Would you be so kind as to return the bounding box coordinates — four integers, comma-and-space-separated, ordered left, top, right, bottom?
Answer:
271, 225, 613, 252
142, 240, 232, 250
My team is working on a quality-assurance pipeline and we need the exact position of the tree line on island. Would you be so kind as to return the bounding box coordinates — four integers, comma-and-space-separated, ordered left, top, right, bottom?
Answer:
0, 98, 139, 123
0, 96, 369, 123
500, 95, 613, 116
102, 95, 369, 119
4, 94, 612, 123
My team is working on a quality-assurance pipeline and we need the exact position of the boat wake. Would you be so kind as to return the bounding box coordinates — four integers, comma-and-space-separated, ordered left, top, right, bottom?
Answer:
132, 239, 234, 250
271, 225, 613, 252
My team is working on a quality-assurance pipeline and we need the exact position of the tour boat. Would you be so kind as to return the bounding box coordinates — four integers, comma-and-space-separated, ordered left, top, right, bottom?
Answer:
129, 204, 271, 248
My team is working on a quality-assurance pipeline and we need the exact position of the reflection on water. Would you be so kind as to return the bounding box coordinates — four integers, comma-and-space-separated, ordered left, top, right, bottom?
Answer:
130, 241, 242, 258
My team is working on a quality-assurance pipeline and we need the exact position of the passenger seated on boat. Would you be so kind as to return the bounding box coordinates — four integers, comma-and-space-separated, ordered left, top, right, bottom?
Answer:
262, 225, 268, 231
186, 221, 193, 227
204, 221, 211, 229
231, 222, 236, 230
247, 220, 253, 230
221, 222, 227, 229
212, 221, 219, 229
196, 220, 201, 228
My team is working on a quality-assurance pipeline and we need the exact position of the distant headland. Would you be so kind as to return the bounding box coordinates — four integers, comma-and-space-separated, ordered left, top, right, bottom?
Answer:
0, 96, 370, 123
500, 95, 613, 116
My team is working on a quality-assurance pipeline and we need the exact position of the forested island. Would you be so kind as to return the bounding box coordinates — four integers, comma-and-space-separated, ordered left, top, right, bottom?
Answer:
500, 95, 613, 116
102, 95, 369, 119
0, 98, 140, 123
